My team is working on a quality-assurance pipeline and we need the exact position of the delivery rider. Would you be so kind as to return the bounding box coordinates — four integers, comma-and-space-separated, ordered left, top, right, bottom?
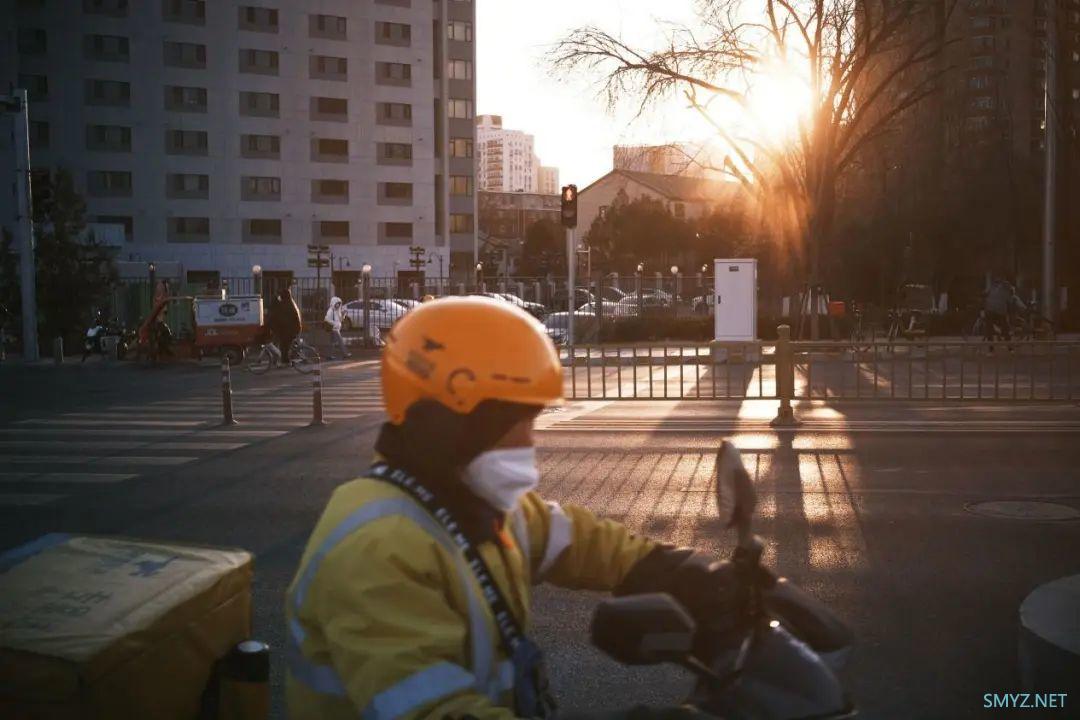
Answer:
286, 296, 746, 720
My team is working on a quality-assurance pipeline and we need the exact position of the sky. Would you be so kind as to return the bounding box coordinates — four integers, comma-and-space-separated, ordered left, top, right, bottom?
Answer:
475, 0, 708, 189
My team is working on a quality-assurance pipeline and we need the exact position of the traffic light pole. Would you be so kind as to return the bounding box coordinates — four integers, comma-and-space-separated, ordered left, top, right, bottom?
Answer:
566, 227, 575, 349
8, 91, 38, 361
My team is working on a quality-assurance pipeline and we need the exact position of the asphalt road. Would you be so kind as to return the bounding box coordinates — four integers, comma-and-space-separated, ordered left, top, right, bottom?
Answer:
1, 358, 1079, 719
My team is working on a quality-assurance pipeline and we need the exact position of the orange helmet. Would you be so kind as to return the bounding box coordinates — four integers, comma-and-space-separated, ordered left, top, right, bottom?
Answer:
382, 296, 562, 424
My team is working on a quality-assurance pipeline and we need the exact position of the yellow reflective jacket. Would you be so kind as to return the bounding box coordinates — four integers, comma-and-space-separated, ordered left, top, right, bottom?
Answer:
286, 474, 656, 720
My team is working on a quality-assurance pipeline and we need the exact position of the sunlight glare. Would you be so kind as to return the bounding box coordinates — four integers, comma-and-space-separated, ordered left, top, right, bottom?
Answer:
746, 61, 813, 143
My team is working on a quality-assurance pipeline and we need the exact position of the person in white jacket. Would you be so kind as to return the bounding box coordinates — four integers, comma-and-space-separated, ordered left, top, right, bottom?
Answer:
324, 296, 351, 360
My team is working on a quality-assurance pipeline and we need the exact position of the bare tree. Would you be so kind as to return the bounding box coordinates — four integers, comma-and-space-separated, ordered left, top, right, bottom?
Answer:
552, 0, 957, 336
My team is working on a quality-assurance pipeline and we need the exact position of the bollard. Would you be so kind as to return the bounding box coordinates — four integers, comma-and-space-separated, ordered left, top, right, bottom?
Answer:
310, 357, 326, 426
770, 325, 800, 427
53, 337, 64, 365
221, 355, 237, 425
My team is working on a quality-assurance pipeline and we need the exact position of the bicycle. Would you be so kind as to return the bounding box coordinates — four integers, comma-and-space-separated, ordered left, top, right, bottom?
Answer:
847, 302, 876, 353
247, 335, 320, 375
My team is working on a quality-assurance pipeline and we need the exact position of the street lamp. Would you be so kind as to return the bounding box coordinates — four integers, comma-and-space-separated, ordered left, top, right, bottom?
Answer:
671, 266, 680, 316
252, 264, 262, 296
475, 262, 484, 292
360, 264, 373, 347
148, 262, 156, 302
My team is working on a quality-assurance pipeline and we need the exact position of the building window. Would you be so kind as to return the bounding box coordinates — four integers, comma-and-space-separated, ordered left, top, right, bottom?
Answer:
384, 222, 413, 238
84, 34, 130, 62
87, 170, 133, 197
169, 216, 211, 242
29, 121, 50, 149
83, 0, 129, 16
239, 48, 279, 74
242, 176, 281, 201
318, 221, 350, 242
312, 96, 348, 120
449, 138, 474, 158
166, 173, 209, 199
165, 85, 208, 112
239, 91, 279, 117
448, 99, 474, 119
375, 21, 411, 45
970, 95, 994, 111
165, 129, 208, 155
18, 74, 49, 102
447, 59, 473, 80
94, 214, 133, 242
239, 5, 278, 32
378, 102, 413, 125
968, 75, 992, 90
447, 21, 473, 42
376, 62, 412, 84
241, 133, 280, 158
87, 124, 132, 152
383, 182, 413, 199
450, 214, 473, 233
310, 14, 347, 39
17, 28, 47, 55
312, 179, 349, 203
85, 79, 131, 106
164, 41, 207, 68
312, 137, 349, 162
245, 218, 281, 242
163, 0, 206, 25
311, 55, 348, 80
449, 175, 473, 196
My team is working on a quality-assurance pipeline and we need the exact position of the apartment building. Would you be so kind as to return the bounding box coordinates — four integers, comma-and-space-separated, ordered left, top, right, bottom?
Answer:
475, 114, 547, 193
0, 0, 477, 283
537, 165, 559, 195
858, 0, 1080, 303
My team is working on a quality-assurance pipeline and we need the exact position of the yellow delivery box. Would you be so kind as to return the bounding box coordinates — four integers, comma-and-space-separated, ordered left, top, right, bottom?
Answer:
0, 533, 253, 719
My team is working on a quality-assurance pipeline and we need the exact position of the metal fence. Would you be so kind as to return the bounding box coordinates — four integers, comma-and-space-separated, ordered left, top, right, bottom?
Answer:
564, 331, 1080, 407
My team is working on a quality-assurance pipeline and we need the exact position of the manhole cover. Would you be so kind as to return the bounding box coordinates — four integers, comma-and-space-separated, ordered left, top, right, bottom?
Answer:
966, 501, 1080, 521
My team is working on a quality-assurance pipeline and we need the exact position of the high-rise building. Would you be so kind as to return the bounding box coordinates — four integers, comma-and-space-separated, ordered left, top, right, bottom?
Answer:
0, 0, 477, 281
858, 0, 1080, 304
537, 166, 559, 195
612, 143, 722, 178
475, 114, 558, 194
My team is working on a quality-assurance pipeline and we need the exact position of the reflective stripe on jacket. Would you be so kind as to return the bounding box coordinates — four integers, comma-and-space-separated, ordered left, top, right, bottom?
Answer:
285, 475, 656, 720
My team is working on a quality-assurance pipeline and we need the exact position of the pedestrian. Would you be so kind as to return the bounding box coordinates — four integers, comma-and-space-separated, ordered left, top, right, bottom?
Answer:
323, 296, 351, 360
286, 296, 751, 720
984, 277, 1016, 350
271, 287, 302, 365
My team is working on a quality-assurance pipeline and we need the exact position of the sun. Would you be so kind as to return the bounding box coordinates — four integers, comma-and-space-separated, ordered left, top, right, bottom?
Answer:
745, 61, 813, 143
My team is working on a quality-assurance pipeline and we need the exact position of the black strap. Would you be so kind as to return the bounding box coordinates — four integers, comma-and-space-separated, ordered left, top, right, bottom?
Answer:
368, 462, 526, 654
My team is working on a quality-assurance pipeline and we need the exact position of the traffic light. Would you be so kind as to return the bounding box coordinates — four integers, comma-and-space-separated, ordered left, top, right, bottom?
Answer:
561, 184, 578, 229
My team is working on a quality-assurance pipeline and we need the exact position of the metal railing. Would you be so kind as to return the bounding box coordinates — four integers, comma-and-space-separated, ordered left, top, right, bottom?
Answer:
564, 326, 1080, 409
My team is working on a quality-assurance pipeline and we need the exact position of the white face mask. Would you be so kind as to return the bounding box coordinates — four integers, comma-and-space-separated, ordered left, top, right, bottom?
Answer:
462, 447, 540, 512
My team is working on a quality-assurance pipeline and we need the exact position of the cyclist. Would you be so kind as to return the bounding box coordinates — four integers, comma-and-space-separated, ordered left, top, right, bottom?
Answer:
270, 287, 302, 366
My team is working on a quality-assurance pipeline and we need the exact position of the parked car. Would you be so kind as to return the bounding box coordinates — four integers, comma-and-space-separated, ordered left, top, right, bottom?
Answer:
600, 286, 630, 303
392, 298, 423, 311
543, 311, 598, 345
691, 293, 715, 315
495, 293, 547, 319
342, 298, 408, 331
578, 300, 637, 319
616, 294, 669, 314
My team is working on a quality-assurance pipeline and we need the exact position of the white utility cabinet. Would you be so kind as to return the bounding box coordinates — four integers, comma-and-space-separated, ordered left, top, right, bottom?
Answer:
713, 259, 757, 341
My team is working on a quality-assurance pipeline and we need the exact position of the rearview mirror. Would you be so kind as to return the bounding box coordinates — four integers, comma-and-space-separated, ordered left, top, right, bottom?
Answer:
716, 440, 757, 546
591, 594, 696, 665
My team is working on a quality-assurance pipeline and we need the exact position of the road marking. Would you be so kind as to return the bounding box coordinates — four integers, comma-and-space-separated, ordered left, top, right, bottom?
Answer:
0, 428, 287, 438
0, 440, 148, 450
0, 493, 64, 507
4, 455, 197, 465
148, 441, 248, 451
0, 472, 136, 484
16, 419, 208, 427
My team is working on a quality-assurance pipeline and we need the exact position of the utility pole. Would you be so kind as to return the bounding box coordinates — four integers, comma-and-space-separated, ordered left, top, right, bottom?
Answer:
561, 185, 578, 348
3, 91, 39, 361
1042, 0, 1058, 322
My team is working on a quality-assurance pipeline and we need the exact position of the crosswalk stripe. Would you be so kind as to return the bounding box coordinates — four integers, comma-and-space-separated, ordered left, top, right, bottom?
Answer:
0, 428, 287, 438
0, 472, 136, 484
4, 455, 197, 465
16, 419, 208, 427
0, 493, 64, 507
149, 441, 248, 451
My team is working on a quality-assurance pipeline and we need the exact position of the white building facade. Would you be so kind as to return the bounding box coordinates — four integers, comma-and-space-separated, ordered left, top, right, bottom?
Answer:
476, 113, 542, 193
0, 0, 477, 281
537, 165, 559, 195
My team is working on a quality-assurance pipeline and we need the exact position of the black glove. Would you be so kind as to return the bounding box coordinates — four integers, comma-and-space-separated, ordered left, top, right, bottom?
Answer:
557, 705, 720, 720
614, 546, 745, 635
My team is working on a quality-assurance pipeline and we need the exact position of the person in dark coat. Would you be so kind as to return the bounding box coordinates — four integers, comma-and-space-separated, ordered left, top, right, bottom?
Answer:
271, 287, 302, 361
